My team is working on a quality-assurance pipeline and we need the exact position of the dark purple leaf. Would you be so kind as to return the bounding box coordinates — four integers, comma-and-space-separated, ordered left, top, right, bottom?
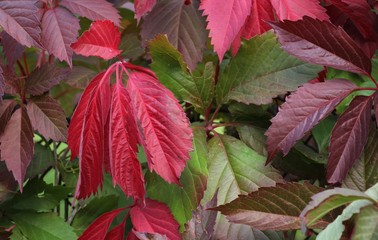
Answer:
0, 31, 25, 66
0, 100, 16, 135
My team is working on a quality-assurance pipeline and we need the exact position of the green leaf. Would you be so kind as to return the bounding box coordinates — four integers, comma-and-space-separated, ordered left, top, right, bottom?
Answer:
352, 205, 378, 240
10, 212, 77, 240
146, 128, 208, 231
216, 31, 321, 105
311, 115, 336, 153
26, 143, 54, 179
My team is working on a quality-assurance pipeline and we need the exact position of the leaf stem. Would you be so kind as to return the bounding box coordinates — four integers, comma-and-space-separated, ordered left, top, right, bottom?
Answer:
208, 104, 221, 126
368, 73, 378, 88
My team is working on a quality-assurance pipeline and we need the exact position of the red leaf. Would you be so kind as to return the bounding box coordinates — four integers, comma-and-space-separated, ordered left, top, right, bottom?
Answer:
71, 20, 122, 60
0, 31, 25, 66
60, 0, 120, 26
41, 7, 80, 67
110, 81, 145, 200
126, 71, 192, 184
265, 79, 356, 163
105, 220, 126, 240
0, 0, 41, 48
241, 0, 274, 39
270, 16, 372, 75
0, 107, 34, 190
129, 199, 180, 240
134, 0, 156, 22
374, 92, 378, 127
79, 207, 126, 240
270, 0, 329, 21
327, 96, 373, 183
200, 0, 252, 61
0, 100, 16, 135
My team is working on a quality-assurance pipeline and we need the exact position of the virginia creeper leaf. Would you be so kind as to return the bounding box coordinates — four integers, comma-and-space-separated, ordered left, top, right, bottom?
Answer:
105, 221, 126, 240
126, 71, 192, 185
41, 7, 80, 68
270, 0, 329, 21
129, 199, 180, 240
270, 16, 372, 75
60, 0, 121, 26
351, 205, 378, 240
0, 31, 24, 66
0, 107, 33, 190
237, 125, 267, 156
26, 95, 68, 142
134, 0, 156, 22
241, 0, 274, 39
0, 100, 16, 135
265, 79, 356, 163
327, 96, 372, 183
71, 20, 122, 60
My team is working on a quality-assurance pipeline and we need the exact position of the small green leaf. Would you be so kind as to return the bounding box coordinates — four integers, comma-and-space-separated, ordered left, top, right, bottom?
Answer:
351, 205, 378, 240
312, 115, 336, 153
26, 143, 54, 179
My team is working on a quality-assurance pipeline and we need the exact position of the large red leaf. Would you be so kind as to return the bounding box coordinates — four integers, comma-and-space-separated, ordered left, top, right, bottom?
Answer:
270, 0, 329, 21
126, 71, 192, 184
71, 20, 122, 60
129, 199, 180, 240
270, 16, 372, 76
241, 0, 274, 39
199, 0, 252, 61
79, 207, 126, 240
105, 220, 126, 240
109, 81, 145, 200
60, 0, 121, 26
265, 79, 356, 163
41, 7, 80, 67
327, 96, 373, 183
0, 0, 41, 48
134, 0, 156, 22
0, 31, 25, 66
0, 107, 34, 190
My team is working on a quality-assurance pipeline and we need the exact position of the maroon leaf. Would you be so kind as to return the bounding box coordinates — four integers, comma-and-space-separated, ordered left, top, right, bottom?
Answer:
134, 0, 156, 22
0, 100, 16, 135
270, 16, 372, 75
105, 220, 126, 240
79, 207, 126, 240
270, 0, 329, 21
126, 71, 192, 185
374, 92, 378, 127
71, 20, 122, 60
266, 79, 356, 163
41, 7, 80, 67
26, 95, 68, 142
0, 31, 25, 66
0, 0, 41, 48
0, 107, 34, 190
129, 199, 180, 240
327, 96, 373, 183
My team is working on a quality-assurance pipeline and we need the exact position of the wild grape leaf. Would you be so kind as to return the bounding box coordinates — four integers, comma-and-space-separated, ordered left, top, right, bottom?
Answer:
0, 162, 17, 204
200, 0, 251, 61
60, 0, 121, 26
141, 0, 207, 70
265, 79, 356, 163
71, 20, 122, 60
0, 0, 41, 48
327, 96, 372, 183
270, 0, 329, 21
104, 221, 125, 240
41, 7, 80, 68
0, 31, 25, 66
126, 71, 192, 185
0, 100, 16, 135
270, 16, 372, 75
374, 92, 378, 127
351, 205, 378, 240
25, 64, 71, 95
79, 208, 125, 240
26, 95, 68, 142
129, 199, 180, 240
109, 81, 145, 200
215, 182, 327, 231
134, 0, 156, 22
0, 107, 34, 190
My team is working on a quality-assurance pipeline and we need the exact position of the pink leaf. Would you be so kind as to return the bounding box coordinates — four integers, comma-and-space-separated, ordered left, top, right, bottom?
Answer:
0, 107, 34, 190
0, 31, 25, 66
71, 20, 122, 60
270, 0, 329, 21
105, 220, 126, 240
200, 0, 252, 61
374, 92, 378, 127
134, 0, 156, 22
130, 199, 180, 240
265, 79, 356, 163
327, 96, 372, 183
126, 71, 192, 184
79, 208, 126, 240
60, 0, 121, 27
41, 7, 80, 67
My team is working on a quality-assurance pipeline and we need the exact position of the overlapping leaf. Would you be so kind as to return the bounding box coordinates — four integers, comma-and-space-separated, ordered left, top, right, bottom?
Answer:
134, 0, 156, 22
270, 0, 329, 21
104, 221, 126, 240
241, 0, 274, 39
0, 100, 16, 134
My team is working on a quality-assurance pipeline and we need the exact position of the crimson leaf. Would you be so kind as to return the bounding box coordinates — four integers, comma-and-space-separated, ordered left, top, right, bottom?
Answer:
270, 16, 372, 75
265, 79, 356, 163
104, 221, 125, 240
134, 0, 156, 22
327, 95, 372, 183
0, 66, 3, 102
270, 0, 329, 21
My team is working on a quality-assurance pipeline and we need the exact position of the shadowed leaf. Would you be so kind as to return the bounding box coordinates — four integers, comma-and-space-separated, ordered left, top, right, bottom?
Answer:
0, 100, 16, 134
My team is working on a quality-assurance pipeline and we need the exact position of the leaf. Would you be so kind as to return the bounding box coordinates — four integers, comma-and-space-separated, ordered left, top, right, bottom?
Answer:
79, 208, 125, 240
237, 125, 267, 156
0, 31, 25, 66
374, 92, 378, 127
270, 0, 329, 21
25, 64, 71, 95
216, 31, 321, 105
0, 107, 34, 190
0, 66, 3, 102
129, 199, 180, 240
270, 16, 372, 75
351, 205, 378, 240
0, 162, 17, 204
71, 20, 122, 60
141, 0, 207, 70
145, 128, 208, 230
327, 96, 372, 183
0, 100, 16, 135
126, 71, 192, 185
134, 0, 156, 22
215, 182, 326, 231
64, 66, 97, 89
0, 0, 41, 48
41, 7, 80, 68
105, 221, 126, 240
25, 143, 54, 179
60, 0, 121, 26
312, 116, 337, 153
265, 79, 356, 163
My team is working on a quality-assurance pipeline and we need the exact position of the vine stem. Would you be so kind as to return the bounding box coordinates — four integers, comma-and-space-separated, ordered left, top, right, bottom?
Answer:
208, 104, 221, 126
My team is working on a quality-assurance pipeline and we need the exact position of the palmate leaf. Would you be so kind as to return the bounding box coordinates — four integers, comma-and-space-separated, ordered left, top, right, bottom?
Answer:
134, 0, 156, 22
270, 0, 329, 21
